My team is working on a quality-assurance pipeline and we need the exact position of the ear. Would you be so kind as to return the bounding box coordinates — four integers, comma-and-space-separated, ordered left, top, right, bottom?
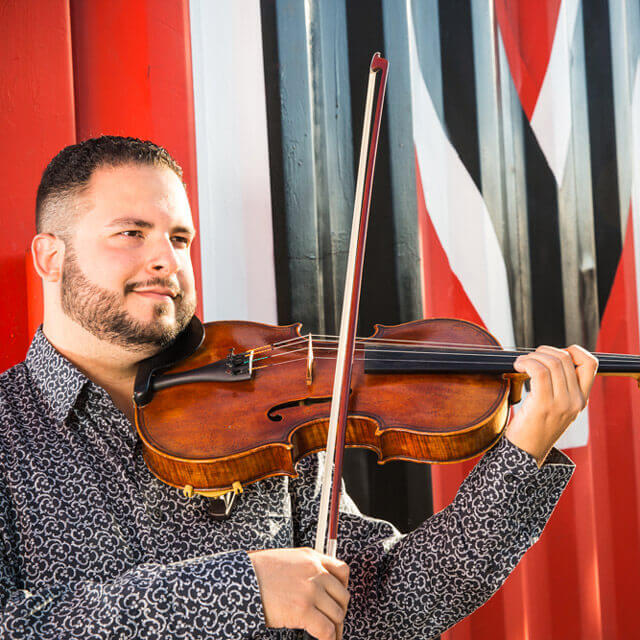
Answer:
31, 234, 65, 282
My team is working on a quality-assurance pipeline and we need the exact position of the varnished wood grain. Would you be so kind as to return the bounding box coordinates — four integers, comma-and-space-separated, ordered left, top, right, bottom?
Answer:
135, 318, 511, 493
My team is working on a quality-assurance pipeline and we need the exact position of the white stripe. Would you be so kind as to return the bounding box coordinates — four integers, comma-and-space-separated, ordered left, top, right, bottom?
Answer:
556, 31, 635, 450
533, 0, 586, 447
529, 0, 580, 184
407, 1, 514, 348
632, 63, 640, 339
189, 0, 277, 324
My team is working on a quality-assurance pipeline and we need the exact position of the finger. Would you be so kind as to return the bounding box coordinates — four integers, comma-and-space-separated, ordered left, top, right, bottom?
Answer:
537, 345, 580, 398
538, 345, 590, 421
313, 583, 348, 626
306, 608, 339, 640
539, 344, 591, 416
566, 344, 599, 399
316, 572, 350, 613
537, 345, 578, 390
318, 555, 350, 588
529, 350, 571, 400
514, 355, 554, 400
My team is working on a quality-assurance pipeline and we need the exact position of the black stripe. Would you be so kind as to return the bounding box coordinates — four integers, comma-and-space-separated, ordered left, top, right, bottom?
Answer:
345, 0, 433, 532
259, 0, 292, 325
523, 113, 567, 347
345, 0, 402, 335
583, 0, 622, 316
437, 0, 482, 190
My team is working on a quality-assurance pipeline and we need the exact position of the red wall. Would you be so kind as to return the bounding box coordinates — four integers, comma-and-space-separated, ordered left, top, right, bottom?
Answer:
0, 0, 203, 372
0, 1, 76, 371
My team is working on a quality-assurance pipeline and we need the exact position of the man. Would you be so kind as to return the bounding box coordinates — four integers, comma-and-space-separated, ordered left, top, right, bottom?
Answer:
0, 136, 597, 640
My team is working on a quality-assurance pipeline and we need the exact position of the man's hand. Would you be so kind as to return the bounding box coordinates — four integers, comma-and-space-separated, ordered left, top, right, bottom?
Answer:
506, 345, 598, 466
248, 547, 350, 640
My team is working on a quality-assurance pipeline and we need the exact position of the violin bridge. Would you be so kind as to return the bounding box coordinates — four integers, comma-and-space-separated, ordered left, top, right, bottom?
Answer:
306, 334, 314, 385
248, 349, 255, 376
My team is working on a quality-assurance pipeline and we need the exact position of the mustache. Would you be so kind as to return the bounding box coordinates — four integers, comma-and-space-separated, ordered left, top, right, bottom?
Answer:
124, 278, 183, 299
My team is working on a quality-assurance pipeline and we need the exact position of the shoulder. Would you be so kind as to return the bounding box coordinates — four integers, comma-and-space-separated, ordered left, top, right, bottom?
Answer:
0, 362, 37, 447
0, 361, 31, 411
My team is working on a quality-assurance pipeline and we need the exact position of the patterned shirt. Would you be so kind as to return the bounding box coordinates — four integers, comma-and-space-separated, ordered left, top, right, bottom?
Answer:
0, 329, 574, 639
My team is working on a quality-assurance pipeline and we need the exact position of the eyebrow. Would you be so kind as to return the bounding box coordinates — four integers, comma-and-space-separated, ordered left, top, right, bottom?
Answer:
106, 217, 196, 235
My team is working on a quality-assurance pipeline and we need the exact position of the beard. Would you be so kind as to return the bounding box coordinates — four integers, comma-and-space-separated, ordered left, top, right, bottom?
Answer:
60, 246, 196, 350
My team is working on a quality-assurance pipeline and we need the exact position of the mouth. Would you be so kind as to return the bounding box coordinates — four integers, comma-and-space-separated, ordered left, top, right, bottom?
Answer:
132, 289, 178, 302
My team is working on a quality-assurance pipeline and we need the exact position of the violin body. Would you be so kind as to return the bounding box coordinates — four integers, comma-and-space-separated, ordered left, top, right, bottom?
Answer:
135, 318, 520, 495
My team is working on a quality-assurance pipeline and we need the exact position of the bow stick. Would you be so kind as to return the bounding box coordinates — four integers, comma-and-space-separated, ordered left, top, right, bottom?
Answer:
314, 53, 389, 557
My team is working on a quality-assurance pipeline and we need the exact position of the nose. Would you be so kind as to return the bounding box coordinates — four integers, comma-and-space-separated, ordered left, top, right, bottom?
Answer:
146, 236, 180, 275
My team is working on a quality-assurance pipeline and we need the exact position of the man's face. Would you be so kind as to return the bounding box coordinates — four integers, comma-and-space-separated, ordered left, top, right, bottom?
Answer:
60, 163, 197, 351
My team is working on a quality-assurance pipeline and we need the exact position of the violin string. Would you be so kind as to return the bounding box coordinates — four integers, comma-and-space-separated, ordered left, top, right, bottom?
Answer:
252, 338, 525, 359
253, 347, 636, 365
251, 352, 524, 370
259, 345, 517, 361
324, 355, 517, 364
249, 350, 640, 372
252, 357, 310, 370
322, 336, 640, 359
251, 353, 640, 375
250, 354, 517, 372
277, 332, 543, 350
316, 343, 640, 361
260, 333, 536, 355
248, 334, 306, 356
254, 332, 487, 350
238, 327, 640, 370
264, 334, 521, 352
245, 342, 640, 367
249, 345, 518, 366
250, 354, 524, 372
314, 339, 509, 352
305, 334, 640, 358
250, 347, 308, 363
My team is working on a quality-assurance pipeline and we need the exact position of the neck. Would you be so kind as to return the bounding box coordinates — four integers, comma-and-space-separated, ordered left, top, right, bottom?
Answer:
42, 314, 157, 422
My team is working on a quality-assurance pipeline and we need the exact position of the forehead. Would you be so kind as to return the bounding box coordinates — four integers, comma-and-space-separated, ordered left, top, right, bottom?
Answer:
79, 163, 194, 229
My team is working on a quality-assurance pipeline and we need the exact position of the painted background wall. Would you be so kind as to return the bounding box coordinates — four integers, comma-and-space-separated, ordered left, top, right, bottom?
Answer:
2, 0, 640, 637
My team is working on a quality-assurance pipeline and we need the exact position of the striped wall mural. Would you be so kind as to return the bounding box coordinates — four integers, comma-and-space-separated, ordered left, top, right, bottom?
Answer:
1, 0, 640, 638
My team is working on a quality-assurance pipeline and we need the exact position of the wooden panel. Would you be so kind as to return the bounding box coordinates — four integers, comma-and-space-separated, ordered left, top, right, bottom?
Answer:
0, 0, 76, 370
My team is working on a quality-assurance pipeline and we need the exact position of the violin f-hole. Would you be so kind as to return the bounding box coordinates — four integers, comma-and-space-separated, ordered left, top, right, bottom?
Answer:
267, 393, 352, 422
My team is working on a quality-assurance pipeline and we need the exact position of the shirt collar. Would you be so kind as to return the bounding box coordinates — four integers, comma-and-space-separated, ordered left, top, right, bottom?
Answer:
25, 328, 89, 423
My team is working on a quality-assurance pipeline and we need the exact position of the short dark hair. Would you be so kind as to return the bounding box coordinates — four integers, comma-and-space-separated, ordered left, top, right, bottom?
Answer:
36, 135, 183, 235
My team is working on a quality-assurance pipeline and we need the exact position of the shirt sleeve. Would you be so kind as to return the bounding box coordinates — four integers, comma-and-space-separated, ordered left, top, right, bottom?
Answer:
0, 478, 268, 640
289, 436, 574, 640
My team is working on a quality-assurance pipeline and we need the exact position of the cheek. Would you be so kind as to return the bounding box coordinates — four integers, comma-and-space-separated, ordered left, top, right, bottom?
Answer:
179, 258, 197, 290
76, 244, 141, 288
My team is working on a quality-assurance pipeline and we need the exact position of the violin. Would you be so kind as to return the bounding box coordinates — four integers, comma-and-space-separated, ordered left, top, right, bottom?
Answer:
133, 314, 640, 498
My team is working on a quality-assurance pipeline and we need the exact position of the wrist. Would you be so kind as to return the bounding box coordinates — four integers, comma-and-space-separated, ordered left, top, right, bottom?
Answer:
505, 429, 551, 468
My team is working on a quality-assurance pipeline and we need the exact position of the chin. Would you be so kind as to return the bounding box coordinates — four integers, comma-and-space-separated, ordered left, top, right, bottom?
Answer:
147, 316, 179, 334
130, 304, 174, 324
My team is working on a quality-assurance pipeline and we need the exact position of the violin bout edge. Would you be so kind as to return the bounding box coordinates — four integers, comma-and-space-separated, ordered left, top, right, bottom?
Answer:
138, 396, 510, 495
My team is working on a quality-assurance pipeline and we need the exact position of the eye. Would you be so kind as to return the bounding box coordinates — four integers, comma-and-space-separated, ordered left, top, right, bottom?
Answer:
172, 236, 191, 247
120, 230, 144, 239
